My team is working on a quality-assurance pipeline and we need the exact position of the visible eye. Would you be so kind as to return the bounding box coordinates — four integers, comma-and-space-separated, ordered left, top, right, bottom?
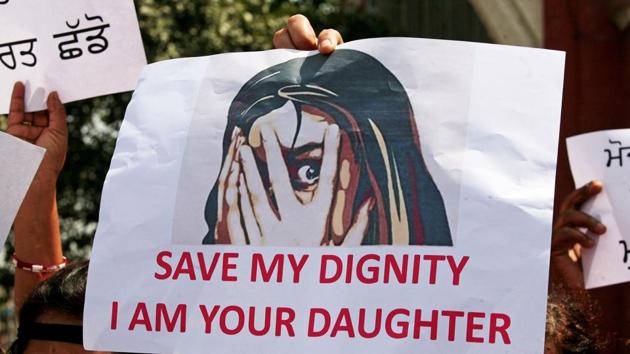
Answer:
288, 159, 321, 191
297, 164, 320, 185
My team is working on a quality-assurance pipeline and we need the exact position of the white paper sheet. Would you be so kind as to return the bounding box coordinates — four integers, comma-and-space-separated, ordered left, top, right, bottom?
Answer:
0, 131, 45, 243
567, 130, 630, 289
84, 38, 565, 354
0, 0, 146, 113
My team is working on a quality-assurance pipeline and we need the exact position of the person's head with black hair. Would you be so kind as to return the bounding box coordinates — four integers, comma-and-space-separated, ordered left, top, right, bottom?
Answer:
8, 260, 112, 354
204, 49, 452, 246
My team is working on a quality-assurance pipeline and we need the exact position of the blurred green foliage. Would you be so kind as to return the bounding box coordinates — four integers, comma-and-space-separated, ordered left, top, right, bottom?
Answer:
0, 0, 393, 305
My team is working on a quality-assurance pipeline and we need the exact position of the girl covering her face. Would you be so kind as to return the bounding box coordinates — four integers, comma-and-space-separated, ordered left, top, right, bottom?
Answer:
204, 49, 452, 247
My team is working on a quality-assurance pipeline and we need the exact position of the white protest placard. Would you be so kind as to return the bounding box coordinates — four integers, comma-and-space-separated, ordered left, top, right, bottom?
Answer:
0, 131, 44, 243
567, 130, 630, 289
0, 0, 146, 113
84, 38, 565, 353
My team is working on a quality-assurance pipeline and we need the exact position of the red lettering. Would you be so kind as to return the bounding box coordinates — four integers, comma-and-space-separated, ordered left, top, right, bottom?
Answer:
287, 254, 309, 283
411, 254, 421, 283
358, 308, 381, 338
345, 255, 354, 283
489, 313, 511, 344
423, 255, 445, 284
385, 308, 409, 339
384, 254, 408, 283
441, 310, 465, 341
173, 252, 196, 280
319, 255, 342, 283
248, 307, 271, 336
356, 254, 379, 284
331, 308, 355, 337
308, 308, 331, 336
222, 253, 238, 281
199, 304, 221, 333
447, 256, 469, 286
198, 252, 221, 281
219, 305, 245, 335
155, 303, 186, 333
129, 302, 152, 331
413, 309, 438, 340
110, 301, 118, 330
251, 253, 284, 282
275, 307, 296, 337
154, 251, 172, 280
466, 312, 485, 343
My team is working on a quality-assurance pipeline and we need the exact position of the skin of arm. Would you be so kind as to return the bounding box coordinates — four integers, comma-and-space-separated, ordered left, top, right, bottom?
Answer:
6, 82, 68, 312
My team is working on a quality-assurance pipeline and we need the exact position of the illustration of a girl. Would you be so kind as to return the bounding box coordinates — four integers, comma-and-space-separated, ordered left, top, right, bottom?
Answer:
203, 49, 452, 247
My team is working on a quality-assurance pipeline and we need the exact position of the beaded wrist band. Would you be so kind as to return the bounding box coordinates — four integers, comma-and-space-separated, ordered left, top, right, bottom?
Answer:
12, 254, 68, 273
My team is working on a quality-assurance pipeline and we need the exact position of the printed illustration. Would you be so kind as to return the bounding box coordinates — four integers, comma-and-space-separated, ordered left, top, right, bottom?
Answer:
203, 49, 452, 246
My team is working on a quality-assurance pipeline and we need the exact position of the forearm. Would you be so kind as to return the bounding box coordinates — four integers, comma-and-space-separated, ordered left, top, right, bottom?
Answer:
5, 84, 68, 312
13, 175, 63, 311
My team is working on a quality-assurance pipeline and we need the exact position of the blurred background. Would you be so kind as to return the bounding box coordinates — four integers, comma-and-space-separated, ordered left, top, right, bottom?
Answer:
0, 0, 628, 345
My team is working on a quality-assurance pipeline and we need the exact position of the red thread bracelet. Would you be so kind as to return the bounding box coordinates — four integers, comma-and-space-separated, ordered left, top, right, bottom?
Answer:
12, 254, 68, 273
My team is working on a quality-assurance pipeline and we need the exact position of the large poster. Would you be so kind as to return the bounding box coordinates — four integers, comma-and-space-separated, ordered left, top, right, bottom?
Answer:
84, 38, 565, 353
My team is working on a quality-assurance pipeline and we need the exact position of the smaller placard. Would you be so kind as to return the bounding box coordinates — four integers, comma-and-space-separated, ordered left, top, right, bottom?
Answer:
567, 129, 630, 289
0, 0, 146, 113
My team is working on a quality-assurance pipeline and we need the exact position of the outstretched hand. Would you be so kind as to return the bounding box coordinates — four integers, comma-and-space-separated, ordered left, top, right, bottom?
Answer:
550, 181, 606, 289
273, 14, 344, 54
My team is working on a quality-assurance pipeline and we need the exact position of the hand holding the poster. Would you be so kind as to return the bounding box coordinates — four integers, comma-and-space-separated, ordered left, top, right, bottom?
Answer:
550, 181, 606, 289
273, 14, 344, 54
7, 81, 67, 309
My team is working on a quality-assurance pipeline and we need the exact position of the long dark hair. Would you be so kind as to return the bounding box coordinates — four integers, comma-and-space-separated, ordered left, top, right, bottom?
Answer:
203, 49, 451, 246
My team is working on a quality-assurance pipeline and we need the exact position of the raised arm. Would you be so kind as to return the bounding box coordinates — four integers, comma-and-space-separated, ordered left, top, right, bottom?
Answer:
6, 82, 68, 311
